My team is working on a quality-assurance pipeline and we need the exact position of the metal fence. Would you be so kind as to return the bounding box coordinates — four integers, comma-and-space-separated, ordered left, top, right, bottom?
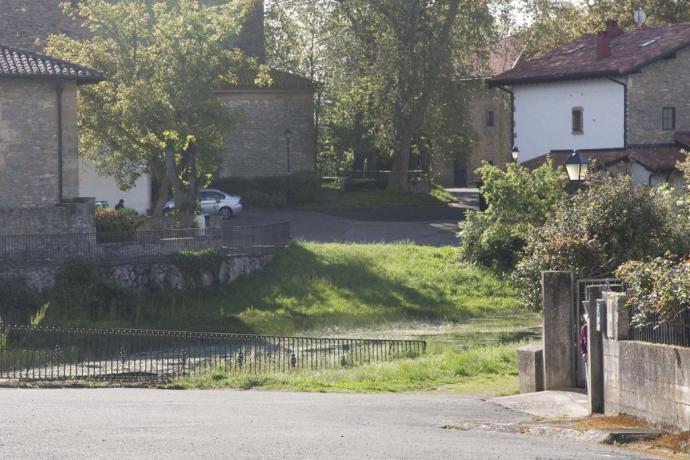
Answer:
0, 223, 290, 268
629, 308, 690, 348
0, 324, 426, 381
576, 277, 690, 348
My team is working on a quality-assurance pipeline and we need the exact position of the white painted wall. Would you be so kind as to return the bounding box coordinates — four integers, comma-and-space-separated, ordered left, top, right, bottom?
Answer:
79, 158, 151, 214
513, 79, 625, 162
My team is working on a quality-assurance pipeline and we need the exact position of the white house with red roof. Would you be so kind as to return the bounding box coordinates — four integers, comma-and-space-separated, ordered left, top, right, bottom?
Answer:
491, 20, 690, 186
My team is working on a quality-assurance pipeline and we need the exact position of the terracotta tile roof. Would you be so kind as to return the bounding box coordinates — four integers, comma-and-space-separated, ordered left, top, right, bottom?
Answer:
491, 22, 690, 86
523, 146, 686, 173
223, 68, 316, 91
0, 44, 103, 84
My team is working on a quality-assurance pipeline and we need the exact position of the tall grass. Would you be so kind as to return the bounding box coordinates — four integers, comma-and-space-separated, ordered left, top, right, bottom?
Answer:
43, 242, 520, 335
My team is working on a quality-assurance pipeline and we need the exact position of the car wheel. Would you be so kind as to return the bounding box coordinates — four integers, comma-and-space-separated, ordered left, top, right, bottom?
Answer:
219, 207, 233, 219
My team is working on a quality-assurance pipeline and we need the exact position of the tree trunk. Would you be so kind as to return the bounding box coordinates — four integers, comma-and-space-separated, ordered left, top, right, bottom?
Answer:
151, 175, 171, 216
387, 129, 413, 193
164, 146, 197, 228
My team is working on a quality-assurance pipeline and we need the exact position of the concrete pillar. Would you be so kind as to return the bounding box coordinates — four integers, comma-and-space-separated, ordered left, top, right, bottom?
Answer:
518, 344, 544, 393
605, 292, 630, 340
587, 298, 605, 413
542, 271, 576, 390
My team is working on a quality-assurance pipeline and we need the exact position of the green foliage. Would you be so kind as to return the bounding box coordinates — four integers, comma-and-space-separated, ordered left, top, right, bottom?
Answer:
617, 256, 690, 327
46, 0, 261, 220
212, 171, 321, 207
48, 260, 134, 322
459, 161, 565, 273
514, 176, 690, 310
169, 249, 224, 287
95, 208, 142, 238
0, 277, 42, 324
42, 242, 520, 334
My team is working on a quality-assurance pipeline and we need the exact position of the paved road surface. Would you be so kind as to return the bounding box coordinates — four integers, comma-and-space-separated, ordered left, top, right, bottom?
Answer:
0, 389, 654, 459
230, 208, 459, 246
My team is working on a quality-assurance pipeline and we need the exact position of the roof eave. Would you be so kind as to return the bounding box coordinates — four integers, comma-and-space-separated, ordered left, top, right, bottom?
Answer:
488, 70, 622, 87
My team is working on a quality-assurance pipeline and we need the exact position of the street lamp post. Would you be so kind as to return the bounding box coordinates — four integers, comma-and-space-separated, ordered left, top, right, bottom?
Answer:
565, 149, 589, 188
284, 128, 293, 174
511, 145, 520, 163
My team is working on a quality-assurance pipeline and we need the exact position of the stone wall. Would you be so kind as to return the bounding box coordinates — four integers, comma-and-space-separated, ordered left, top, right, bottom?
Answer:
432, 81, 511, 187
2, 253, 274, 294
626, 47, 690, 145
0, 198, 95, 236
0, 79, 79, 208
217, 90, 316, 177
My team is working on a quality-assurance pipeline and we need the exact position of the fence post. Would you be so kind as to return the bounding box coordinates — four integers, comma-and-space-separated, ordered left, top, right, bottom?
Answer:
586, 290, 605, 414
542, 271, 576, 390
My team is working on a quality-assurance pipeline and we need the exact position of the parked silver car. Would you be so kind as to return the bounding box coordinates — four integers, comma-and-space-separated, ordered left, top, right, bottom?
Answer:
163, 189, 242, 219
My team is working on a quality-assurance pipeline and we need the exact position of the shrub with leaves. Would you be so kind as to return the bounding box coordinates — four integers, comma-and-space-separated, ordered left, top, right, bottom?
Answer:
514, 176, 690, 310
95, 208, 142, 238
617, 256, 690, 327
459, 160, 565, 273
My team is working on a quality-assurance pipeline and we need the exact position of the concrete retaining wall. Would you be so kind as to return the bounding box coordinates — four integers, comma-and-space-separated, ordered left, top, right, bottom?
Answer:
603, 338, 690, 429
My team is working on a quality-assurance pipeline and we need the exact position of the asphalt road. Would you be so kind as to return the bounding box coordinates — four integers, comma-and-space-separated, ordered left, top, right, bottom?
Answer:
0, 389, 654, 459
229, 208, 460, 246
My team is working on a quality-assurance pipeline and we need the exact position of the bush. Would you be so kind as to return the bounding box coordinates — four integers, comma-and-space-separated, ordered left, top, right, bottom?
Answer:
513, 176, 690, 310
95, 208, 142, 240
48, 260, 134, 322
617, 256, 690, 327
459, 161, 565, 274
212, 171, 321, 206
0, 277, 42, 324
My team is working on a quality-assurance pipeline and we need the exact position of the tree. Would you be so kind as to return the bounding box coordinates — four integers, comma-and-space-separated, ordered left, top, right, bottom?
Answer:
517, 0, 690, 57
47, 0, 260, 225
335, 0, 494, 192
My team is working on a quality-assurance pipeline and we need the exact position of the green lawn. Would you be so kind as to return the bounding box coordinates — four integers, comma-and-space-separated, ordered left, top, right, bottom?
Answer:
39, 242, 539, 395
302, 184, 457, 209
172, 341, 523, 394
44, 242, 521, 334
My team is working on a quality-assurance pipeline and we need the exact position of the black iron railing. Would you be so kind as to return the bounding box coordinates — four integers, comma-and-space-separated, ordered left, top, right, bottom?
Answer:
0, 223, 290, 268
630, 308, 690, 348
0, 324, 426, 381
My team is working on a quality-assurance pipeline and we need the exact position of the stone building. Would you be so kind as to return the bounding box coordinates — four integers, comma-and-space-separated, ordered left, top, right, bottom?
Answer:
0, 44, 101, 234
0, 0, 316, 212
491, 20, 690, 186
433, 37, 519, 187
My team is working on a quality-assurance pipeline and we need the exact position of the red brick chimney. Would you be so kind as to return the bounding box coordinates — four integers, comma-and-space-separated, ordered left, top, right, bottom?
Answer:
606, 19, 624, 38
597, 31, 611, 58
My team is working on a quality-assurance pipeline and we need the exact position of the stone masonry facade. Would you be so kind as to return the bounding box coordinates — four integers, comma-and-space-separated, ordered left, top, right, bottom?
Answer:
218, 91, 316, 177
433, 82, 512, 186
626, 47, 690, 145
0, 79, 79, 208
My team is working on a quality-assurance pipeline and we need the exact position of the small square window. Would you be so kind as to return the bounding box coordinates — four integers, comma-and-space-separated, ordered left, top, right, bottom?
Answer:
572, 107, 584, 134
662, 107, 676, 131
486, 111, 495, 127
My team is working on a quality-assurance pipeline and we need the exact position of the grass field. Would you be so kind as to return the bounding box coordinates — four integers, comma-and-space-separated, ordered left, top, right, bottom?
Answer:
44, 242, 521, 335
303, 183, 458, 209
38, 242, 539, 394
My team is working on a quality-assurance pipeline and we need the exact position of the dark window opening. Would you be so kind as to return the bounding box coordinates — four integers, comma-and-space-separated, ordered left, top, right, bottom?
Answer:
486, 111, 495, 127
662, 107, 676, 131
572, 107, 584, 134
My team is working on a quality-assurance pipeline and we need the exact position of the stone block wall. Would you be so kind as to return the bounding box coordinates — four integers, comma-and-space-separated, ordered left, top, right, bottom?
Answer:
217, 90, 316, 177
0, 198, 95, 236
0, 79, 79, 208
1, 253, 274, 294
627, 47, 690, 145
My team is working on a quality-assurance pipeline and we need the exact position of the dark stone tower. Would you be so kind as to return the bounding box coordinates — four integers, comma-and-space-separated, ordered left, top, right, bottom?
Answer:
235, 0, 266, 63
